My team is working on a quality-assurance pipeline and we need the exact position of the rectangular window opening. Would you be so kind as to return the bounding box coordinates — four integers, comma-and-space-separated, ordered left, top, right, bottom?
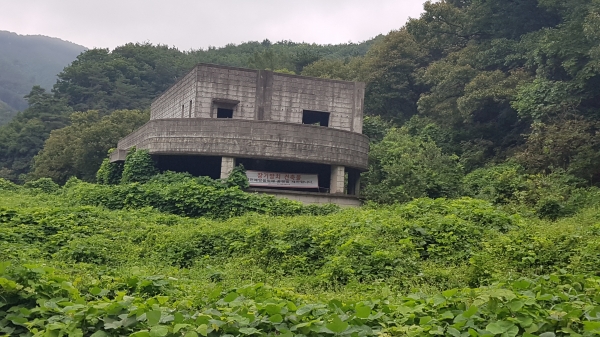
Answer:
302, 110, 330, 127
217, 108, 234, 118
181, 105, 185, 118
189, 100, 192, 118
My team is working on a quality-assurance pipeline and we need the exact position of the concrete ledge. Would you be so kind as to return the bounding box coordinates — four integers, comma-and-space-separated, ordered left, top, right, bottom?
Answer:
109, 149, 128, 162
248, 188, 362, 207
112, 118, 369, 170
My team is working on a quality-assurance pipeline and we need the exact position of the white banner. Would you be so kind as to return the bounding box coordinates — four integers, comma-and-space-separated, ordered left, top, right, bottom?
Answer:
246, 170, 319, 189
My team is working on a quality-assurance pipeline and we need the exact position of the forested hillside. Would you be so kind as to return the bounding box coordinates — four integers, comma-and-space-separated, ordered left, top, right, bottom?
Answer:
3, 1, 600, 335
0, 31, 86, 119
0, 38, 376, 181
1, 0, 600, 208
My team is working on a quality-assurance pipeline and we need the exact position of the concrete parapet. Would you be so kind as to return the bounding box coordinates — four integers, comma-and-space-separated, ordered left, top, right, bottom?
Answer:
111, 118, 369, 170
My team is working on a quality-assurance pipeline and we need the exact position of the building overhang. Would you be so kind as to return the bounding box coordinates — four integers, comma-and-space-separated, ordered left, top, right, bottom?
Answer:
111, 118, 369, 171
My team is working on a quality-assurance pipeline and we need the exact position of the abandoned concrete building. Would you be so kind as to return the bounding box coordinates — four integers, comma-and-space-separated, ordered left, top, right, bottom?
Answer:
110, 63, 369, 206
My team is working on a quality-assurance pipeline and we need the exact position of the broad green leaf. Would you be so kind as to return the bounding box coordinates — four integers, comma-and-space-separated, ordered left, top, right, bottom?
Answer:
463, 305, 479, 318
326, 315, 348, 333
90, 287, 102, 296
442, 289, 458, 298
224, 292, 239, 302
184, 332, 199, 337
420, 316, 432, 325
174, 324, 190, 333
296, 305, 314, 316
147, 310, 162, 326
486, 321, 516, 334
508, 300, 524, 312
440, 311, 454, 320
129, 331, 150, 337
525, 323, 540, 333
239, 327, 260, 335
583, 321, 600, 332
516, 315, 533, 328
156, 296, 169, 305
489, 289, 516, 301
446, 327, 461, 337
355, 304, 371, 319
196, 324, 208, 337
269, 314, 283, 323
91, 332, 109, 337
505, 325, 519, 337
265, 304, 282, 315
539, 333, 556, 337
150, 325, 169, 337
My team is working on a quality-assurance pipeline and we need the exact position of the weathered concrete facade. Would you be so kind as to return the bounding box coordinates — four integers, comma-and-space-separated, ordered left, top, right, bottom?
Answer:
149, 64, 365, 132
112, 63, 369, 206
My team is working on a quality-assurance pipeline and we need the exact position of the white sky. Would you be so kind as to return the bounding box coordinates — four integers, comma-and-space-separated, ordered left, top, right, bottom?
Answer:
0, 0, 427, 50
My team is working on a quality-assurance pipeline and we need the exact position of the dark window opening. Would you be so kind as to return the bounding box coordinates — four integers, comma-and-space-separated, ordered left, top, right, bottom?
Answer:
181, 105, 185, 118
189, 100, 192, 117
154, 155, 222, 179
302, 110, 329, 127
217, 108, 234, 118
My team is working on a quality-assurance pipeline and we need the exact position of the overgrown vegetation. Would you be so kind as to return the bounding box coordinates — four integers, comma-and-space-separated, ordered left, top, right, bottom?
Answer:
2, 183, 600, 336
3, 0, 600, 335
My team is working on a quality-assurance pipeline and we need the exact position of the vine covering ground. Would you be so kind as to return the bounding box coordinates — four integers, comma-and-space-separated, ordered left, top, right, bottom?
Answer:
2, 179, 600, 336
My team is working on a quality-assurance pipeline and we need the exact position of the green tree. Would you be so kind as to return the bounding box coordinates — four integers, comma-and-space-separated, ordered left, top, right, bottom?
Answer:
515, 115, 600, 183
0, 86, 71, 181
363, 30, 426, 123
362, 128, 463, 204
30, 109, 148, 184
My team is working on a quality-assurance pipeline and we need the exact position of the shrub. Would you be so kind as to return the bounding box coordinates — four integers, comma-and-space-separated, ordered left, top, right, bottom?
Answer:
64, 174, 338, 219
0, 178, 19, 191
464, 163, 594, 219
96, 154, 124, 185
120, 148, 158, 184
23, 178, 59, 193
362, 127, 463, 204
225, 164, 250, 189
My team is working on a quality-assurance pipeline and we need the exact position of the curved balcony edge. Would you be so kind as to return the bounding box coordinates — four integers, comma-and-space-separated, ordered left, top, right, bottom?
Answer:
112, 118, 370, 170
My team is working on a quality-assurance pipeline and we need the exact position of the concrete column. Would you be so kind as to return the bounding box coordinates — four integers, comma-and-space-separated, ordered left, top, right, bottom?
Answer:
330, 165, 345, 194
220, 157, 235, 179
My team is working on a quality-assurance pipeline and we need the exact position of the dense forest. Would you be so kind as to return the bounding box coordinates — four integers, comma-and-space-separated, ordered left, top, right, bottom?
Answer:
1, 0, 599, 216
3, 1, 600, 335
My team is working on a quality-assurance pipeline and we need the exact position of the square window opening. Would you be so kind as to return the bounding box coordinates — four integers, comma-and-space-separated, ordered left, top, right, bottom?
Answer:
217, 108, 234, 118
302, 110, 329, 127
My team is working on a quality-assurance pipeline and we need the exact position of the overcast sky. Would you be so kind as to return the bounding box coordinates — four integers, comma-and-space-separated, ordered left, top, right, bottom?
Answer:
0, 0, 427, 50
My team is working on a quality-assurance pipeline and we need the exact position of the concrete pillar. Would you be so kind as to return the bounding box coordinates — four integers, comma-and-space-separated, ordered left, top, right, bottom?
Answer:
330, 165, 345, 194
220, 157, 235, 179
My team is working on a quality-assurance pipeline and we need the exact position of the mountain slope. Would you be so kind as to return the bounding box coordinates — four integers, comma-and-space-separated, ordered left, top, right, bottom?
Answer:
0, 31, 86, 117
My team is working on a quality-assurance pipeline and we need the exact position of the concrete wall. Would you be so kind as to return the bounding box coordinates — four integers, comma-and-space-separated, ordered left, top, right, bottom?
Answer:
149, 64, 365, 133
268, 73, 364, 133
151, 68, 197, 120
195, 65, 259, 120
114, 118, 369, 170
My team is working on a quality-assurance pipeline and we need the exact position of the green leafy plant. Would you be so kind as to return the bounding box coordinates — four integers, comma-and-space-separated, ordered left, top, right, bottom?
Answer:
23, 177, 59, 193
120, 148, 158, 184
